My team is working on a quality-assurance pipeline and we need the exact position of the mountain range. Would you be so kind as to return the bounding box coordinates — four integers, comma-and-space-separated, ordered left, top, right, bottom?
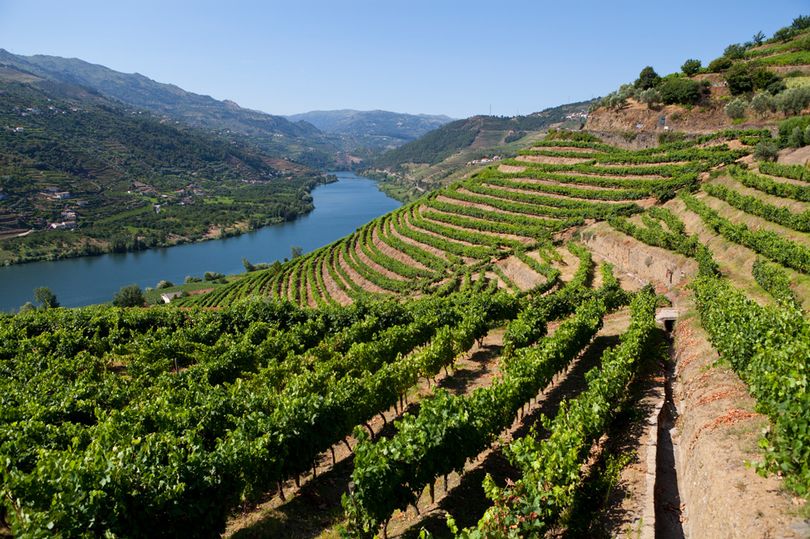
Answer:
0, 50, 455, 166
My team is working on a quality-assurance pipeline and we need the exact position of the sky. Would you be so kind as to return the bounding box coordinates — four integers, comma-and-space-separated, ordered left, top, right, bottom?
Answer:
0, 1, 806, 118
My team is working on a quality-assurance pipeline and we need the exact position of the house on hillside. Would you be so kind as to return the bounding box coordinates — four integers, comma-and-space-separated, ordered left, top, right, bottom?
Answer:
161, 291, 183, 304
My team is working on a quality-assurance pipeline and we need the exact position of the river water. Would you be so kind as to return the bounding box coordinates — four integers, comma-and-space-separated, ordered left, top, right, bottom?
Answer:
0, 172, 400, 311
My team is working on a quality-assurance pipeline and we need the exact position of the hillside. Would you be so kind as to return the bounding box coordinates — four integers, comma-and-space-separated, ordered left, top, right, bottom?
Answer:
587, 19, 810, 140
364, 100, 593, 200
0, 49, 339, 167
4, 15, 810, 539
0, 68, 330, 264
286, 109, 453, 151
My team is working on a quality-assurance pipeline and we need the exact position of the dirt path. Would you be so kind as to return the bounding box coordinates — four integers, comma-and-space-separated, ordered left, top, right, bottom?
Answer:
494, 255, 544, 292
481, 181, 658, 207
419, 205, 535, 245
336, 248, 387, 294
319, 254, 352, 306
436, 193, 565, 225
352, 239, 408, 282
387, 214, 451, 262
371, 226, 431, 272
515, 154, 592, 165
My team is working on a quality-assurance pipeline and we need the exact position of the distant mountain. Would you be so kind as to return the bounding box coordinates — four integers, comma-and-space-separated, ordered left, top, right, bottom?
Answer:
370, 100, 594, 170
0, 65, 329, 264
286, 109, 454, 150
0, 49, 338, 167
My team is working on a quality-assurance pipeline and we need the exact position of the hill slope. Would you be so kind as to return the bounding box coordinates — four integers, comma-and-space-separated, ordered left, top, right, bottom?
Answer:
0, 49, 339, 167
0, 67, 329, 264
286, 109, 453, 150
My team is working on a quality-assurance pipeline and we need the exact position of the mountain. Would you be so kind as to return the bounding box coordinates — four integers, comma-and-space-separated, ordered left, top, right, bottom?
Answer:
0, 65, 329, 265
286, 109, 454, 150
0, 49, 338, 167
370, 100, 593, 170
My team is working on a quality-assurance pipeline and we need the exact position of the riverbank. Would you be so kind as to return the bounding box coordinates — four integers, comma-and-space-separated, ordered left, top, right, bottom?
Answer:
0, 174, 338, 267
0, 173, 401, 311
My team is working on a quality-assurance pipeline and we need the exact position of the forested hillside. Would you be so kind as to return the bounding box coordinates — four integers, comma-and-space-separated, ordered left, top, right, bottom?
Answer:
0, 69, 330, 264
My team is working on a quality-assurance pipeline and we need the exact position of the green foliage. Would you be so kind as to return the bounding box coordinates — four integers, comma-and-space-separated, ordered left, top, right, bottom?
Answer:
635, 66, 661, 90
759, 161, 810, 181
458, 290, 658, 537
33, 287, 59, 309
681, 191, 810, 274
681, 58, 702, 76
725, 98, 748, 119
703, 181, 810, 232
776, 88, 810, 117
707, 56, 734, 72
730, 165, 810, 201
724, 43, 748, 60
0, 80, 330, 265
753, 140, 779, 161
658, 77, 705, 105
112, 284, 145, 307
692, 276, 810, 495
345, 294, 615, 536
750, 92, 776, 117
752, 258, 800, 308
779, 115, 810, 146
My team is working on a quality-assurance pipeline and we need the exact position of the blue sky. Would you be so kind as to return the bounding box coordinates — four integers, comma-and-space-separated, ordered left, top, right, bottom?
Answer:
0, 1, 806, 118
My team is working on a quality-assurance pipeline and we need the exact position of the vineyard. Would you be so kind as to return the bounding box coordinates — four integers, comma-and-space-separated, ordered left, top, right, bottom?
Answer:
2, 126, 810, 538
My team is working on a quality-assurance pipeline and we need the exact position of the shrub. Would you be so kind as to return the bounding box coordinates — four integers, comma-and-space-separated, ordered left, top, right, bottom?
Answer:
658, 131, 688, 145
724, 43, 747, 60
725, 98, 748, 119
708, 56, 734, 72
752, 31, 766, 45
778, 116, 810, 145
725, 64, 754, 95
751, 92, 776, 116
789, 126, 805, 147
777, 88, 810, 116
753, 140, 779, 161
658, 77, 704, 105
33, 287, 59, 309
805, 125, 810, 146
638, 87, 662, 107
635, 66, 661, 90
203, 271, 225, 281
113, 284, 145, 307
681, 59, 702, 76
156, 280, 173, 289
185, 275, 202, 283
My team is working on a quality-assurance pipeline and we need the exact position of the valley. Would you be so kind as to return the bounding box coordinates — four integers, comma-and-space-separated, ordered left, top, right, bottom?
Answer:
2, 10, 810, 539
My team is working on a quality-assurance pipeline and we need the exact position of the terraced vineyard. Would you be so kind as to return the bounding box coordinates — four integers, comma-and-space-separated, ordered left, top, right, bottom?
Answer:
4, 128, 810, 539
177, 134, 747, 308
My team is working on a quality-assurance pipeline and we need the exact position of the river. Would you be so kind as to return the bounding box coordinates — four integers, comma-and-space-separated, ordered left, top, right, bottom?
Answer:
0, 172, 401, 311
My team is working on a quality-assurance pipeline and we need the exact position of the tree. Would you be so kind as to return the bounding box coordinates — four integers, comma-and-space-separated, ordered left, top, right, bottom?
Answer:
750, 92, 775, 117
204, 271, 225, 281
724, 98, 747, 120
638, 88, 662, 108
723, 43, 747, 60
681, 59, 702, 76
752, 31, 766, 45
156, 280, 173, 289
242, 258, 256, 272
18, 302, 36, 314
290, 245, 303, 259
658, 77, 703, 105
113, 284, 145, 307
753, 140, 778, 162
725, 64, 754, 95
788, 126, 805, 148
634, 66, 661, 90
33, 287, 59, 309
707, 56, 733, 72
